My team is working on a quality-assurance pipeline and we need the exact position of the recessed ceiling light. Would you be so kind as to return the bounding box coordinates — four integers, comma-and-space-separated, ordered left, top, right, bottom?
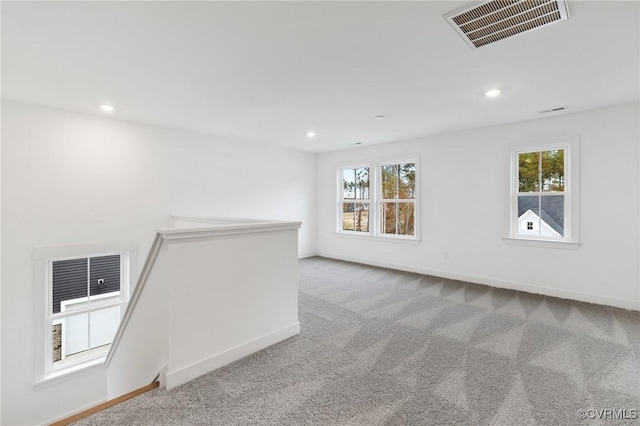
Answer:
100, 104, 114, 112
354, 142, 363, 145
374, 115, 385, 120
307, 131, 315, 138
485, 89, 501, 98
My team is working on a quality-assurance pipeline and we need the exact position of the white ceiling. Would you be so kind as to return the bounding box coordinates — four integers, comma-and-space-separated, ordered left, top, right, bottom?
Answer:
2, 1, 639, 152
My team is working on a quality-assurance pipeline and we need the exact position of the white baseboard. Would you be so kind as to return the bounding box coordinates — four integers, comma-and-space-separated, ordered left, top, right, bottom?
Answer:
164, 322, 301, 390
316, 251, 640, 312
158, 365, 168, 389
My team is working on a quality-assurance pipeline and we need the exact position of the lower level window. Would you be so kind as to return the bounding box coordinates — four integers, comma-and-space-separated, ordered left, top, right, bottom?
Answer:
48, 253, 128, 372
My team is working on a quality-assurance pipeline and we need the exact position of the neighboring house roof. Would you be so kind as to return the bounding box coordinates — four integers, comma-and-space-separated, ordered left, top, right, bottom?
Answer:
518, 196, 564, 235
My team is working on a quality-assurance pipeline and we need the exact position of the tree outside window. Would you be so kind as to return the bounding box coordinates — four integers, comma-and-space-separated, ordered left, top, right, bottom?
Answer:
381, 163, 416, 236
341, 167, 369, 232
516, 148, 566, 238
338, 160, 417, 239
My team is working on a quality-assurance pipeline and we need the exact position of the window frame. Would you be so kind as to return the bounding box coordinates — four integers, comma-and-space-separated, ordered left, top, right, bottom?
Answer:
337, 157, 419, 241
33, 241, 137, 388
338, 164, 371, 235
46, 253, 127, 375
506, 136, 580, 248
377, 160, 418, 239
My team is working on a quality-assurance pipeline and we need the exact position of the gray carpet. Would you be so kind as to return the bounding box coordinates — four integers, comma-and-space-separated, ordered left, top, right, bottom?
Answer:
75, 257, 640, 425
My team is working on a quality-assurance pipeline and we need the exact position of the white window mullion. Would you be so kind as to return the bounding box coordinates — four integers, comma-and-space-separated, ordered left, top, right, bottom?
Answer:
538, 153, 542, 237
395, 165, 399, 235
87, 256, 91, 306
51, 299, 122, 320
86, 308, 91, 354
394, 201, 398, 235
85, 256, 90, 357
374, 164, 380, 236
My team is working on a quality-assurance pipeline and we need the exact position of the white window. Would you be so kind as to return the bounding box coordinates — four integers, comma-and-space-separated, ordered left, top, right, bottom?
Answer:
379, 162, 416, 237
33, 241, 136, 386
338, 159, 418, 240
508, 137, 579, 247
340, 166, 370, 233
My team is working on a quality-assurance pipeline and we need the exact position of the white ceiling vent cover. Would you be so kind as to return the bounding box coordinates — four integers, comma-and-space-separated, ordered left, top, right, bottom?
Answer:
445, 0, 570, 49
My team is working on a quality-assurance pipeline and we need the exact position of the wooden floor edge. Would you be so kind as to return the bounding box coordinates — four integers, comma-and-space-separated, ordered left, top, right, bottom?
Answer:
50, 381, 160, 426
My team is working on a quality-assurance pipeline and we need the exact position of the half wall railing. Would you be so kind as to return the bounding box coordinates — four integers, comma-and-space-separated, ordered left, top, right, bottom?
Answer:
104, 216, 301, 398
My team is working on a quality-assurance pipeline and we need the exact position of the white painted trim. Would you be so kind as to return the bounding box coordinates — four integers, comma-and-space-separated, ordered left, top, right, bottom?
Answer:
158, 218, 301, 240
502, 237, 581, 250
316, 252, 640, 311
164, 322, 301, 390
171, 215, 272, 224
33, 358, 105, 390
104, 234, 163, 367
508, 135, 580, 244
333, 231, 421, 245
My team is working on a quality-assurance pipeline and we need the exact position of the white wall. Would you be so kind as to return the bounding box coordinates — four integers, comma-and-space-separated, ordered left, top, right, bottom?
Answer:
162, 227, 299, 390
317, 103, 640, 310
107, 221, 300, 399
0, 70, 4, 426
2, 99, 638, 424
1, 101, 316, 425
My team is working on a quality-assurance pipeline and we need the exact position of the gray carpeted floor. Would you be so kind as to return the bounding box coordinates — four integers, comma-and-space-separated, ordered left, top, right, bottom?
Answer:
75, 257, 640, 425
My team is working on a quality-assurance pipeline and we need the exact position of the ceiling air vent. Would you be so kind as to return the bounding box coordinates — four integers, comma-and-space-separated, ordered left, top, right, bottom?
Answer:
445, 0, 570, 49
539, 106, 566, 114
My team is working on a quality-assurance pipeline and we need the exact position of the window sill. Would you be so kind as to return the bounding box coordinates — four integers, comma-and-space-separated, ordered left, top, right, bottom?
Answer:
502, 237, 581, 250
33, 357, 105, 390
335, 232, 421, 244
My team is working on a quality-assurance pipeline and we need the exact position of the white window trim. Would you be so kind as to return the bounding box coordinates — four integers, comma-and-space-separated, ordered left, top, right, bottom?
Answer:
337, 163, 372, 237
505, 135, 580, 248
337, 156, 420, 241
32, 240, 137, 388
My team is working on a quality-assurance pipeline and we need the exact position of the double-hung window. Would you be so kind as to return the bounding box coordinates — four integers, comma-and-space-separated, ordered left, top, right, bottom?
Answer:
339, 159, 418, 239
48, 254, 127, 372
34, 241, 135, 385
341, 166, 370, 232
509, 137, 579, 246
380, 162, 416, 236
